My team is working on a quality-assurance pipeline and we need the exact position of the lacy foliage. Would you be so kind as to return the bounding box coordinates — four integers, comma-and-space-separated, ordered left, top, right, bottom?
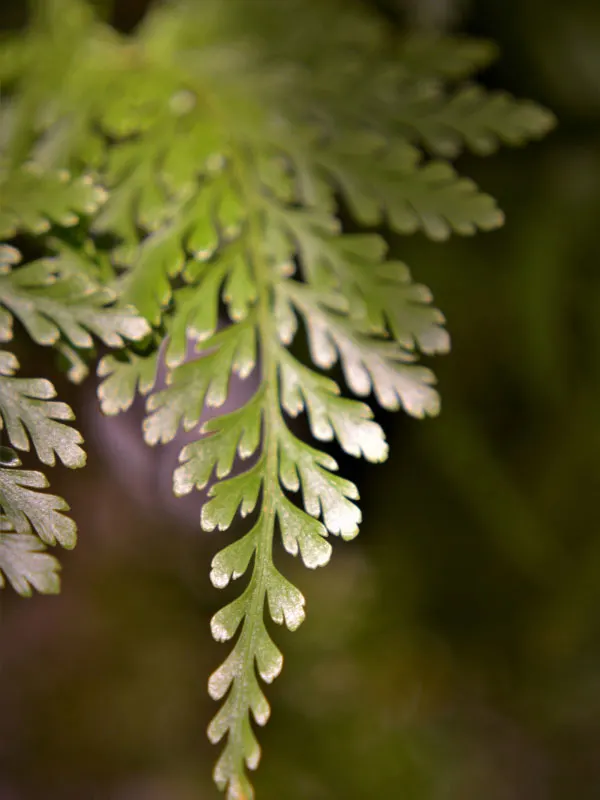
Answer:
0, 1, 554, 796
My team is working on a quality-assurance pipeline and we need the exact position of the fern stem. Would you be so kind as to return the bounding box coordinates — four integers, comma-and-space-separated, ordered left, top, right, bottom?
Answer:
223, 149, 282, 792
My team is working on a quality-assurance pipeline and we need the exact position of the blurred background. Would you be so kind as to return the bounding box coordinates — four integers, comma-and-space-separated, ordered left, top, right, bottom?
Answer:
2, 0, 600, 798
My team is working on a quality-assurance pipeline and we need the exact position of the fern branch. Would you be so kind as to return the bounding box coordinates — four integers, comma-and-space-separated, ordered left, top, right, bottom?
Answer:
0, 1, 555, 793
205, 153, 289, 797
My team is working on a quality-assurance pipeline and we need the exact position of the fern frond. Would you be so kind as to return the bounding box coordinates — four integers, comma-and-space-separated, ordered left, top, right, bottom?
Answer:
0, 1, 555, 795
135, 138, 444, 795
52, 6, 550, 796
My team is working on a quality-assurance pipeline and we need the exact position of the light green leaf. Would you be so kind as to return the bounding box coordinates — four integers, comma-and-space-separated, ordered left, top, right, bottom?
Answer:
317, 139, 505, 239
283, 282, 441, 417
201, 458, 265, 532
0, 351, 85, 468
396, 85, 556, 157
265, 564, 306, 630
395, 35, 498, 80
144, 321, 257, 445
0, 246, 151, 350
166, 265, 229, 366
174, 388, 264, 496
210, 525, 258, 589
276, 492, 332, 568
120, 226, 188, 325
0, 464, 77, 548
279, 349, 388, 462
222, 252, 258, 322
97, 347, 160, 416
2, 5, 555, 797
277, 427, 361, 539
0, 526, 61, 596
0, 164, 105, 238
313, 234, 451, 354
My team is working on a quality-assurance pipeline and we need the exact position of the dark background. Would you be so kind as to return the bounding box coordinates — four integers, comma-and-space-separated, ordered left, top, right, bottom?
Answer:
2, 1, 600, 798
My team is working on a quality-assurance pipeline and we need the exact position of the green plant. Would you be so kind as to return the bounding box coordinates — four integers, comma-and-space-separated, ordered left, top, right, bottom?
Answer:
0, 1, 554, 796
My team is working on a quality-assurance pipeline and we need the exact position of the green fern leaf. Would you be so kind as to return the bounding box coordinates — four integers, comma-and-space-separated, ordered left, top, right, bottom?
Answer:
0, 244, 150, 349
0, 2, 555, 796
118, 225, 187, 323
0, 459, 77, 549
395, 35, 498, 80
67, 7, 552, 795
0, 521, 61, 596
174, 388, 264, 497
0, 350, 85, 468
91, 140, 179, 250
135, 154, 442, 797
0, 163, 106, 238
97, 346, 160, 416
394, 84, 556, 157
315, 139, 505, 238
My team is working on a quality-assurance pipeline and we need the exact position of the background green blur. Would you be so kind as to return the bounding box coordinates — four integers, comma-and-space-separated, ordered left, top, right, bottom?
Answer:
2, 1, 600, 798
